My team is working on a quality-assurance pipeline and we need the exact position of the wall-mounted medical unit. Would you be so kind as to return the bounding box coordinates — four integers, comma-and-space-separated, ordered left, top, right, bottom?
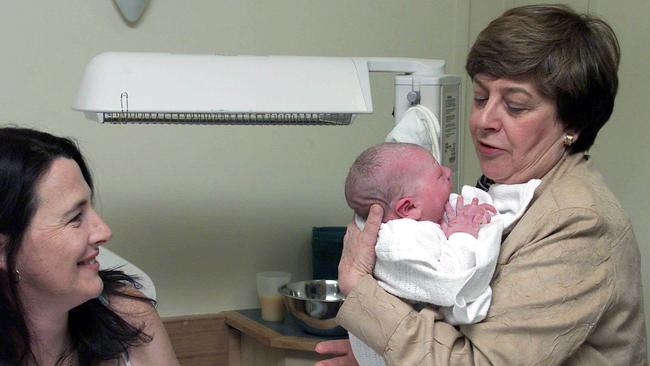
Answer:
73, 52, 461, 189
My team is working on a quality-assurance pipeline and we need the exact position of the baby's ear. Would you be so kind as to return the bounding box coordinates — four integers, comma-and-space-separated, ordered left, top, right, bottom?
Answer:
393, 197, 422, 220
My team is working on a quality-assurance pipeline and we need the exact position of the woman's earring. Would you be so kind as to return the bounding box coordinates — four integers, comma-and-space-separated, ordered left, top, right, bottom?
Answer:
563, 134, 575, 146
14, 269, 21, 282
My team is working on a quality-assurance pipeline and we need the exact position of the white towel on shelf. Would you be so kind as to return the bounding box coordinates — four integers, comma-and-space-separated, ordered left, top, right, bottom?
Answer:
385, 104, 441, 161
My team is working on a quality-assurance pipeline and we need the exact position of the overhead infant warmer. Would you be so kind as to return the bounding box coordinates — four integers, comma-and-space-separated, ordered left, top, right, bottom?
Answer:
73, 52, 462, 189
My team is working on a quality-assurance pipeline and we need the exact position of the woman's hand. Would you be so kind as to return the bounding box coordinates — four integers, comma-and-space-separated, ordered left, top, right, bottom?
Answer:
337, 204, 383, 296
314, 339, 359, 366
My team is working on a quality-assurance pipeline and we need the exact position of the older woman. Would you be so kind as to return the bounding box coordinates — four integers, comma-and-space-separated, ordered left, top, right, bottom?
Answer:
317, 4, 647, 365
0, 127, 179, 365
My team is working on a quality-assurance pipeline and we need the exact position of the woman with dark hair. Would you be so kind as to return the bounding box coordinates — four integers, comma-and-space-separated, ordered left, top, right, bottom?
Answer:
316, 4, 647, 365
0, 127, 178, 365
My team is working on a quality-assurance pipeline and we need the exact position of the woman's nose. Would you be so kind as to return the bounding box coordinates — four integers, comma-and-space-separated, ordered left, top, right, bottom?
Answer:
89, 210, 113, 246
472, 100, 501, 131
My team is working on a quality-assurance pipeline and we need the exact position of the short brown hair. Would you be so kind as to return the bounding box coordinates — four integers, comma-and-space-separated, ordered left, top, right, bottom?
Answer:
466, 4, 620, 152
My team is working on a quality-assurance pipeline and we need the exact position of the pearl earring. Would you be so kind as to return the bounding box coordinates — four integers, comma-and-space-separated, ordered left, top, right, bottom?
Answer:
14, 269, 21, 282
563, 134, 575, 146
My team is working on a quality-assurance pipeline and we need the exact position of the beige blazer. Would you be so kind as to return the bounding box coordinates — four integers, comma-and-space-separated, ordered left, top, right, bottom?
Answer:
337, 153, 648, 365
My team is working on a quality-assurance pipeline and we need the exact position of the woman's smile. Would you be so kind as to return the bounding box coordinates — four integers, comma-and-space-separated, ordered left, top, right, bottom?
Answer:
78, 250, 100, 269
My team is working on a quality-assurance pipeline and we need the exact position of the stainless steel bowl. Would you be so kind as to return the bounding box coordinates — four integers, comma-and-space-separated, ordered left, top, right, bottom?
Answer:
280, 279, 347, 337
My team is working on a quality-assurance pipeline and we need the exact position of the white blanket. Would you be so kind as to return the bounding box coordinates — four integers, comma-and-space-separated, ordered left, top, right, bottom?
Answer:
349, 105, 540, 365
350, 180, 540, 366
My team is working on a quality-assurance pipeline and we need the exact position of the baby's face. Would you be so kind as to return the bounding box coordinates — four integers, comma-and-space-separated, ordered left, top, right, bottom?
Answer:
414, 156, 453, 222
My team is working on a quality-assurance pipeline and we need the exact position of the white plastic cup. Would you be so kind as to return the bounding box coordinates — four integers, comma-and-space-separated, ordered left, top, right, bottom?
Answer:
256, 271, 292, 321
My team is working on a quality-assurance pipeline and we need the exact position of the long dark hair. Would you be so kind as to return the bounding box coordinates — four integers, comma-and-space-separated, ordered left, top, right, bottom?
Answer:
0, 127, 152, 365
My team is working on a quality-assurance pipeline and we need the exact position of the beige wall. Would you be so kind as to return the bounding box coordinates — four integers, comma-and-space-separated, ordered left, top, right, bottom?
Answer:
0, 0, 468, 314
0, 0, 647, 349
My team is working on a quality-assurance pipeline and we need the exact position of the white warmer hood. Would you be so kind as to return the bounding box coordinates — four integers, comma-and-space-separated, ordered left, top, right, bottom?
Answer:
72, 52, 450, 125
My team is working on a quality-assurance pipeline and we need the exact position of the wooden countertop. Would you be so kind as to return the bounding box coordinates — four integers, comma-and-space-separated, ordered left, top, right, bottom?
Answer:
222, 309, 343, 352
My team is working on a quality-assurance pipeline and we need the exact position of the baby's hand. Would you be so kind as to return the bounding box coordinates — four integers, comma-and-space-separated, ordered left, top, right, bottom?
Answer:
441, 197, 496, 238
470, 198, 497, 224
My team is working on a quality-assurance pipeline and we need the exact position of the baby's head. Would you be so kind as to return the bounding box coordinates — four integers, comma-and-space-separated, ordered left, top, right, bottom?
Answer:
345, 142, 452, 223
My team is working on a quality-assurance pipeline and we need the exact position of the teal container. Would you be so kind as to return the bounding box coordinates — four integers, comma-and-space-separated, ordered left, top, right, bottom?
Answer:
312, 226, 346, 280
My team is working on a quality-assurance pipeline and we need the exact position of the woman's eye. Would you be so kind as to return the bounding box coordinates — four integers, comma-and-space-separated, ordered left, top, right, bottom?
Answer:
70, 213, 83, 226
506, 103, 527, 114
473, 95, 487, 106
